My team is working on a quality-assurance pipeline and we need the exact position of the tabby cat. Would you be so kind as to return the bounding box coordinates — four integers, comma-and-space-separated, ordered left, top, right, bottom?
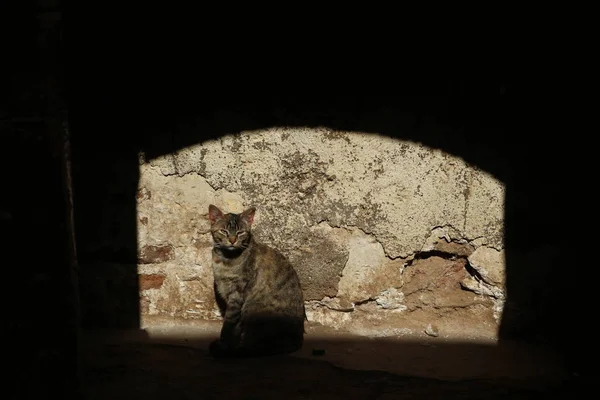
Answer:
208, 204, 306, 358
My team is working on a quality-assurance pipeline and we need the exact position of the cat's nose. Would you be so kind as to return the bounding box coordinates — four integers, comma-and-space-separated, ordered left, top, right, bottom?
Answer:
229, 236, 237, 244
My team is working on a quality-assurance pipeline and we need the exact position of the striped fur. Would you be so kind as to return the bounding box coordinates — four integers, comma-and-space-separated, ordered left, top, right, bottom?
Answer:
208, 204, 305, 358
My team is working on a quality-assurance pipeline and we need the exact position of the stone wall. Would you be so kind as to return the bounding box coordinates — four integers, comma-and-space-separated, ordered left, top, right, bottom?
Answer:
135, 127, 507, 339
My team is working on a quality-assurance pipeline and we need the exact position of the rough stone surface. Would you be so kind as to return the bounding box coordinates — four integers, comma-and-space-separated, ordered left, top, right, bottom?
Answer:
134, 128, 506, 336
460, 276, 505, 322
139, 274, 165, 290
425, 323, 440, 337
434, 240, 475, 257
461, 277, 505, 300
374, 288, 407, 311
148, 128, 505, 258
288, 223, 349, 300
402, 257, 490, 311
141, 263, 218, 320
138, 245, 174, 264
420, 226, 475, 257
337, 229, 404, 303
467, 246, 506, 287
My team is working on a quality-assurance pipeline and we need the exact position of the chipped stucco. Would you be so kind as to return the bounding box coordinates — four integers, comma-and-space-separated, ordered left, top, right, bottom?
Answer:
136, 127, 507, 337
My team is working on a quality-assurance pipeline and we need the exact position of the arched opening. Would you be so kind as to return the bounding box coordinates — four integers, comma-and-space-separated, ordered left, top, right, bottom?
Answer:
5, 4, 584, 397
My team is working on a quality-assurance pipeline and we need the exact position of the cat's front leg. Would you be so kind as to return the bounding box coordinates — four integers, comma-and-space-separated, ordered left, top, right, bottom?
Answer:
219, 291, 244, 348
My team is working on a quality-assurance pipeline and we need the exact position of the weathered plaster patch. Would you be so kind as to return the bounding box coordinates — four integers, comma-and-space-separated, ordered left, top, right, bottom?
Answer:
136, 127, 506, 336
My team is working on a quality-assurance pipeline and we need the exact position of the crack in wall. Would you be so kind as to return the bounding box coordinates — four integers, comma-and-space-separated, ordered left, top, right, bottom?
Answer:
312, 219, 405, 261
147, 152, 504, 257
139, 136, 506, 331
462, 169, 473, 232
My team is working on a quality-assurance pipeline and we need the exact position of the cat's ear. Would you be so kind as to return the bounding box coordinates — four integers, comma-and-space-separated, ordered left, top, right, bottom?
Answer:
240, 206, 256, 226
208, 204, 224, 224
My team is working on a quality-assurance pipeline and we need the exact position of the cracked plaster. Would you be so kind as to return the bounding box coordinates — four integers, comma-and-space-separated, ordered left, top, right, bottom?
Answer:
137, 127, 506, 331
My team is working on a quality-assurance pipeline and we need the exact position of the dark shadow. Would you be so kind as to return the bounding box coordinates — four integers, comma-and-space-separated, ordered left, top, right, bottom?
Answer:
3, 1, 80, 397
71, 88, 585, 389
4, 2, 586, 398
79, 330, 579, 399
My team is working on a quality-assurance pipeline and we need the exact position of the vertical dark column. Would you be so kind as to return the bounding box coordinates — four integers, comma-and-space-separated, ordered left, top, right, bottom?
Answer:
71, 124, 142, 330
499, 80, 586, 386
3, 0, 83, 397
39, 2, 84, 398
67, 4, 142, 331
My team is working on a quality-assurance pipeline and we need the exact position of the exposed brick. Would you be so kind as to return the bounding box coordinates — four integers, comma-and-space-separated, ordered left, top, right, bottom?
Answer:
139, 274, 165, 290
138, 244, 174, 264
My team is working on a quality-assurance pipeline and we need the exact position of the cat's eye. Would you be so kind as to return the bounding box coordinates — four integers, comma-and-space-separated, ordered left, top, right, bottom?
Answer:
237, 231, 247, 237
218, 229, 228, 235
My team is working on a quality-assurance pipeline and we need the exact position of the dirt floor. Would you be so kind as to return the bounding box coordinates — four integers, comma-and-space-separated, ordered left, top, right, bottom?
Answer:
78, 320, 579, 400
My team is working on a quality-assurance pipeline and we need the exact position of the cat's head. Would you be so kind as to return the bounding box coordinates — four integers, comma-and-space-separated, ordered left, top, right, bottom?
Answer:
208, 204, 255, 251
